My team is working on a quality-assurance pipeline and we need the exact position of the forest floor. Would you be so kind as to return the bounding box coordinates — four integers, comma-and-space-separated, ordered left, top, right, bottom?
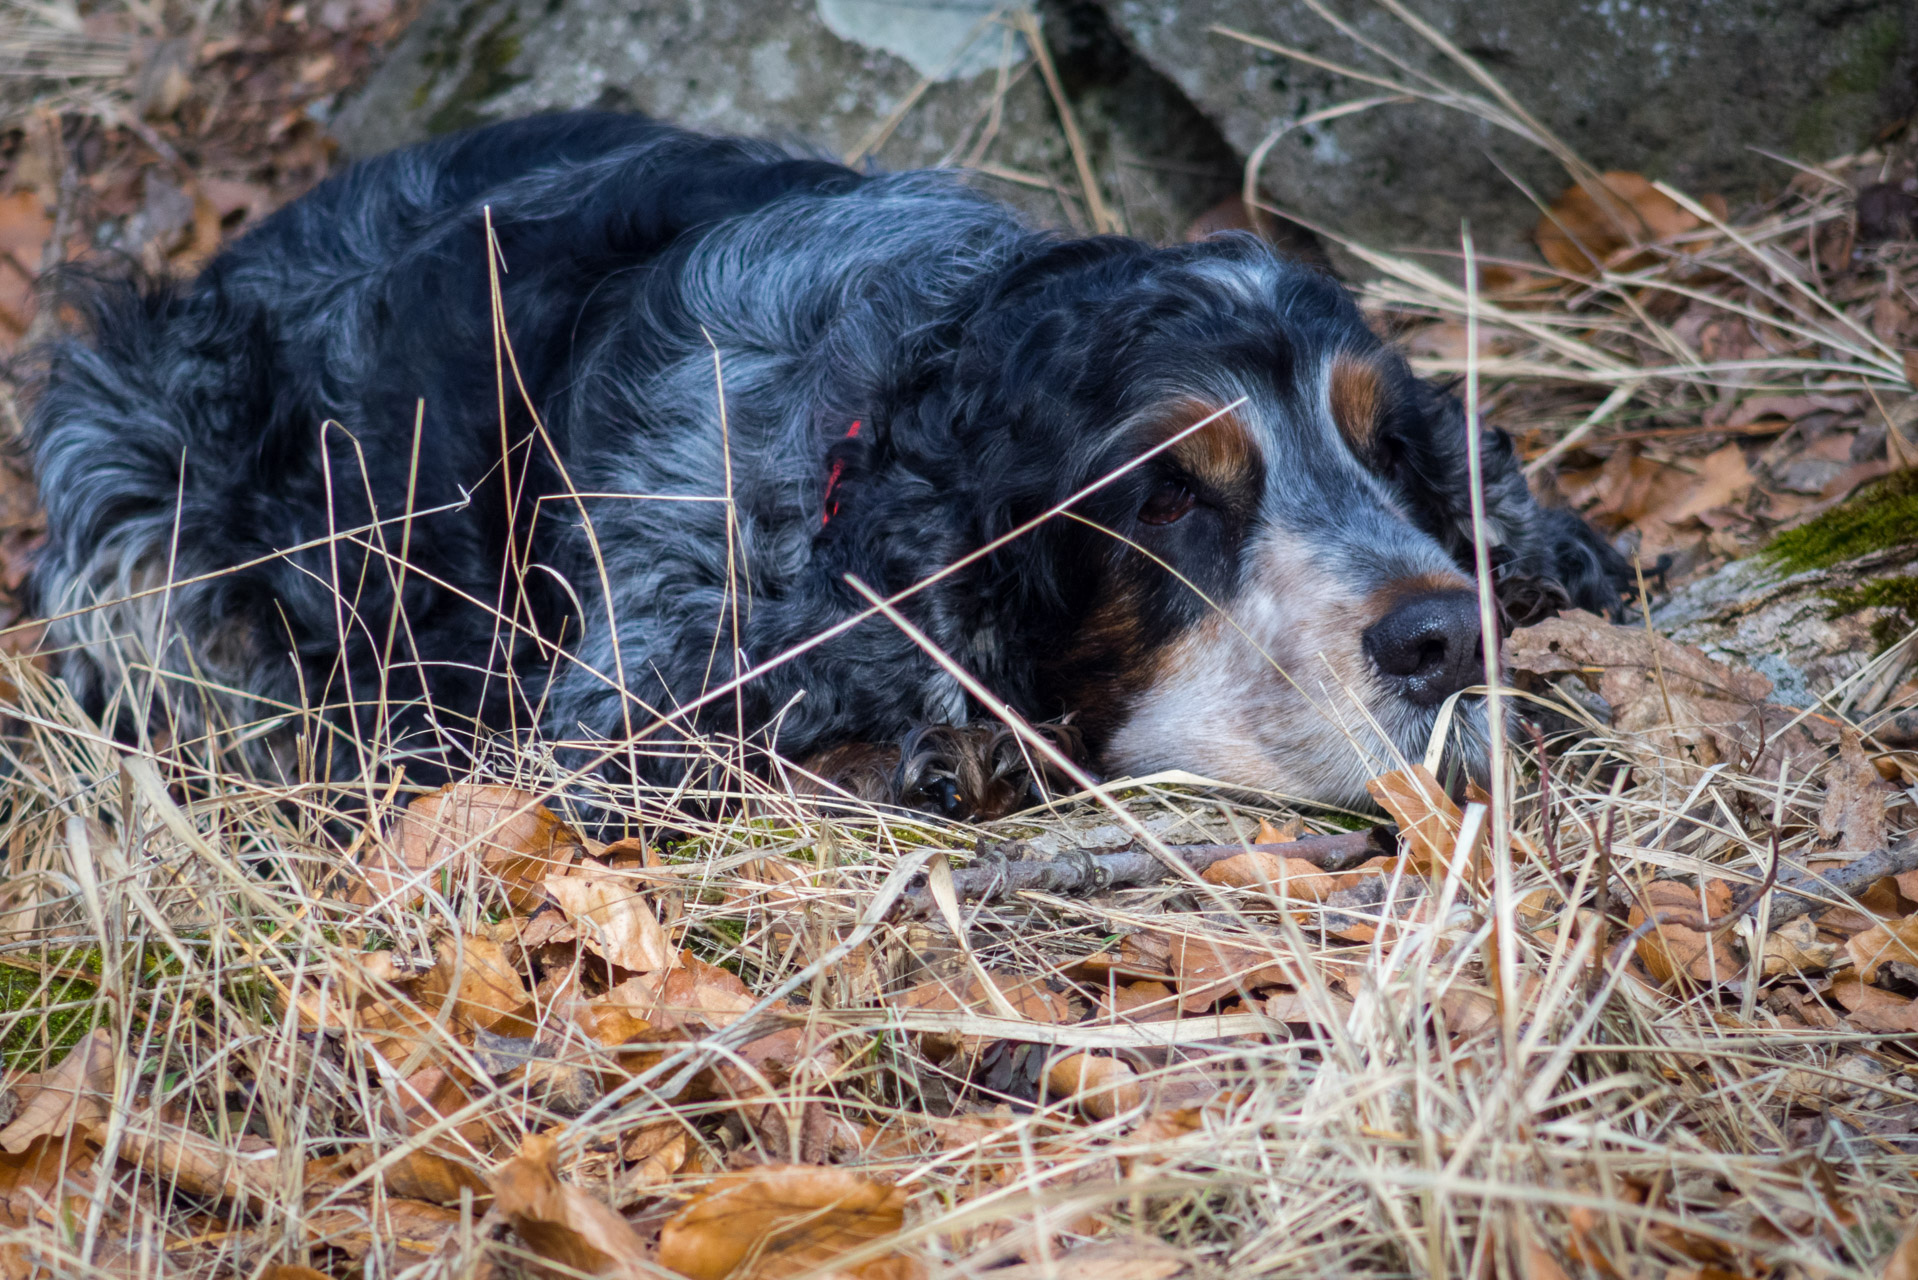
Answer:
0, 4, 1911, 1280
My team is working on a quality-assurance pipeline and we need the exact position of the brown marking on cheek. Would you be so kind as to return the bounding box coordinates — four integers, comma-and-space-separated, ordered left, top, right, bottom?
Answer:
1149, 399, 1260, 497
1363, 570, 1476, 627
1328, 352, 1384, 452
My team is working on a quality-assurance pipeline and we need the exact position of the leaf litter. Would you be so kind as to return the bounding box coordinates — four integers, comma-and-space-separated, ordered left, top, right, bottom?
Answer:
0, 2, 1908, 1279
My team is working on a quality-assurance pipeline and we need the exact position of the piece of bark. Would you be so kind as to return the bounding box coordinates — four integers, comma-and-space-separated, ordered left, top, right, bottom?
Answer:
892, 827, 1392, 918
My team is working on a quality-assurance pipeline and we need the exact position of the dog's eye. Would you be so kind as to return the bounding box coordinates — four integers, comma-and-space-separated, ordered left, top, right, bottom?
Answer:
1138, 478, 1197, 526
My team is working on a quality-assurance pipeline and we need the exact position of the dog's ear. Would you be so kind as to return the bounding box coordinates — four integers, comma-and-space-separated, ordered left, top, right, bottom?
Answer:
1381, 376, 1631, 625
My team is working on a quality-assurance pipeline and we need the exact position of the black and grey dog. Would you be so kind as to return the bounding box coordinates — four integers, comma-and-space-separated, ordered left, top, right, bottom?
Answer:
26, 112, 1626, 811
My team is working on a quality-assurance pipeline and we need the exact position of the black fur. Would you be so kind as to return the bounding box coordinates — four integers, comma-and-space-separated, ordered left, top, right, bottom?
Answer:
26, 112, 1628, 808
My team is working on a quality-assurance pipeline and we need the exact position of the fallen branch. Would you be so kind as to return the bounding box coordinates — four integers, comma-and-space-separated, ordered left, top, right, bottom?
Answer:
1742, 835, 1918, 929
1635, 835, 1918, 942
893, 826, 1394, 918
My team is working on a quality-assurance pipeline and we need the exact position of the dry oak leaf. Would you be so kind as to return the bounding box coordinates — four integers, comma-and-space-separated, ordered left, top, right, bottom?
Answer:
1629, 879, 1740, 985
1264, 988, 1355, 1030
1658, 443, 1754, 526
620, 1121, 693, 1192
303, 1197, 466, 1267
1504, 610, 1808, 779
604, 952, 756, 1033
1830, 976, 1918, 1034
546, 872, 677, 974
421, 933, 533, 1033
1762, 916, 1840, 976
1848, 913, 1918, 984
658, 1165, 920, 1280
1043, 1053, 1143, 1120
1096, 979, 1180, 1024
1367, 764, 1478, 879
0, 1028, 113, 1153
376, 1146, 492, 1205
1534, 172, 1722, 277
1201, 850, 1339, 899
120, 1110, 277, 1210
363, 784, 580, 911
1166, 933, 1303, 1012
0, 1133, 97, 1231
1821, 727, 1892, 853
493, 1131, 653, 1278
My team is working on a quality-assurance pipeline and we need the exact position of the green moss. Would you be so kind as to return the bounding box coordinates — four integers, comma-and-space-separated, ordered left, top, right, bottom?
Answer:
424, 14, 527, 137
0, 963, 100, 1071
1760, 471, 1918, 574
1824, 576, 1918, 651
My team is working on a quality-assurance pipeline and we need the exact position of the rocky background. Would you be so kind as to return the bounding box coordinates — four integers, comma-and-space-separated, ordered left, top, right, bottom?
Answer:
329, 0, 1918, 262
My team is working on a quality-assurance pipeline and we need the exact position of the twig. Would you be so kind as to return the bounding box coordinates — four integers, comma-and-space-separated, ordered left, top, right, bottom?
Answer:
892, 826, 1392, 918
1736, 835, 1918, 930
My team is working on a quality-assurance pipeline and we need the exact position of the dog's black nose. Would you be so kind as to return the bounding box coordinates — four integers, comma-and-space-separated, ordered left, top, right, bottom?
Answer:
1363, 590, 1484, 707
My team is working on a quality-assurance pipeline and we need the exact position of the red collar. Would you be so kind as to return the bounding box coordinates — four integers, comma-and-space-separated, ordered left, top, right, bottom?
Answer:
821, 419, 863, 526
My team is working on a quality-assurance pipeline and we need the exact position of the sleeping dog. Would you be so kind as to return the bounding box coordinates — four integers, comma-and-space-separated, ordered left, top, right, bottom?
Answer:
26, 112, 1627, 813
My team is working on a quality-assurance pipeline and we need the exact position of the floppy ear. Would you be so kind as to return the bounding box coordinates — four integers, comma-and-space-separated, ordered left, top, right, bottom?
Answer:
1384, 377, 1631, 625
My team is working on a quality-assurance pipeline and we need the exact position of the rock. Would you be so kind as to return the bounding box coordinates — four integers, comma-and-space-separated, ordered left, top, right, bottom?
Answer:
1105, 0, 1917, 260
328, 0, 1254, 245
1653, 544, 1918, 716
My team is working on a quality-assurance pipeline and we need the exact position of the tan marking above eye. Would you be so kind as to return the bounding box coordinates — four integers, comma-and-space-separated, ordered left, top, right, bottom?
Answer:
1154, 399, 1259, 495
1328, 352, 1384, 451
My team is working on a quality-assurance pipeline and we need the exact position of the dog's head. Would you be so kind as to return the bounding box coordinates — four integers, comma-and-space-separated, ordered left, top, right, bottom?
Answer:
927, 234, 1629, 807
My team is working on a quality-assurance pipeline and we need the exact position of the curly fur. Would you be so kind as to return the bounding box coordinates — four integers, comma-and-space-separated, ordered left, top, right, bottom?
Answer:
25, 112, 1629, 810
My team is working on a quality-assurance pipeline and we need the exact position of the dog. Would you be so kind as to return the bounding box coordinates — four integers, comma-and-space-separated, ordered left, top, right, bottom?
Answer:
25, 112, 1628, 816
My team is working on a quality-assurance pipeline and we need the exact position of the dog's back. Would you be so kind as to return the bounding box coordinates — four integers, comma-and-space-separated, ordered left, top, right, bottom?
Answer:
28, 114, 904, 781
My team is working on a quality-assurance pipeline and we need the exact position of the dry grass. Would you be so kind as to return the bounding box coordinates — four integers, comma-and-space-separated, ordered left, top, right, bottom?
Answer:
0, 3, 1912, 1279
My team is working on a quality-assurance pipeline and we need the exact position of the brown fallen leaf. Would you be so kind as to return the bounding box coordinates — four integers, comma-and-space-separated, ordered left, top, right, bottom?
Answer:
620, 1121, 693, 1193
0, 190, 51, 343
1366, 764, 1477, 879
0, 1029, 113, 1153
1761, 916, 1840, 976
1264, 989, 1355, 1030
1095, 979, 1179, 1024
259, 1266, 333, 1280
0, 1133, 97, 1230
1535, 171, 1721, 277
546, 872, 677, 974
1821, 728, 1891, 853
1252, 817, 1296, 844
1201, 850, 1339, 899
381, 1146, 492, 1205
120, 1110, 276, 1211
303, 1196, 466, 1267
897, 971, 1069, 1058
1167, 932, 1303, 1012
1043, 1053, 1143, 1120
493, 1131, 653, 1278
1658, 443, 1754, 526
1504, 610, 1822, 781
658, 1164, 919, 1280
1629, 880, 1740, 985
1830, 976, 1918, 1034
605, 952, 757, 1034
420, 933, 533, 1033
1847, 913, 1918, 984
364, 784, 581, 911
